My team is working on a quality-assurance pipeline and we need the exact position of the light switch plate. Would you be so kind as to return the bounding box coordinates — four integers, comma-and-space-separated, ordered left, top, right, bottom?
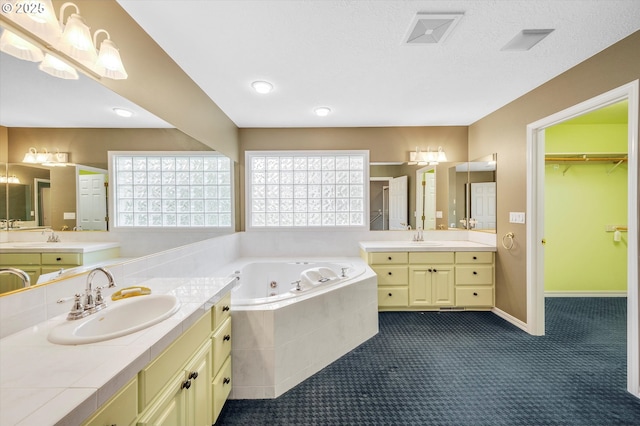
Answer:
509, 212, 525, 224
436, 211, 443, 218
63, 212, 76, 220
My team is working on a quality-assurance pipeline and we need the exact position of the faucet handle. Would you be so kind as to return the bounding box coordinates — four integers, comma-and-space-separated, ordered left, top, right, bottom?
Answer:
94, 287, 106, 309
66, 294, 85, 320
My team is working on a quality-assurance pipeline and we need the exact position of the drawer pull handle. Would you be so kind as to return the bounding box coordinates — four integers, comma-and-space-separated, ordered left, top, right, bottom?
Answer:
473, 271, 478, 275
181, 380, 191, 390
387, 272, 392, 275
388, 292, 392, 297
433, 269, 437, 273
223, 377, 231, 385
222, 305, 230, 312
428, 268, 432, 272
223, 334, 231, 341
473, 256, 477, 260
388, 256, 392, 260
56, 257, 62, 261
473, 292, 478, 296
189, 371, 198, 380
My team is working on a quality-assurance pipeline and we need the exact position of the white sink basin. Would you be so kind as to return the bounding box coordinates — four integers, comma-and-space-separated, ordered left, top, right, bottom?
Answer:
48, 294, 181, 345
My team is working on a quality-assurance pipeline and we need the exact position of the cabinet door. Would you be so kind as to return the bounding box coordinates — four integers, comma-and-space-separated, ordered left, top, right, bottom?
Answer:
431, 266, 454, 306
137, 374, 187, 426
186, 341, 212, 426
409, 268, 433, 306
82, 376, 137, 426
409, 266, 454, 307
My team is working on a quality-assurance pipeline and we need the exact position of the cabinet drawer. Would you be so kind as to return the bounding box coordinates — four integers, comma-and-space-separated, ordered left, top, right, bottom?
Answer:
378, 287, 408, 307
212, 317, 232, 374
456, 287, 494, 307
212, 356, 232, 422
371, 266, 408, 285
41, 253, 82, 266
213, 292, 231, 331
409, 252, 454, 264
369, 252, 408, 265
455, 265, 493, 285
83, 376, 138, 426
0, 253, 40, 266
455, 252, 493, 264
139, 309, 212, 410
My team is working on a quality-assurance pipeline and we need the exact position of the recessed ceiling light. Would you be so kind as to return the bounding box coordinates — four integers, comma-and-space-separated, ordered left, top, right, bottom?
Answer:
314, 107, 331, 117
113, 107, 133, 118
501, 29, 555, 51
251, 80, 273, 94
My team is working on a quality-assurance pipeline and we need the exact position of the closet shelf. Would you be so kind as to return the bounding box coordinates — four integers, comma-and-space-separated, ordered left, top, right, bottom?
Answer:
545, 152, 628, 175
544, 152, 628, 162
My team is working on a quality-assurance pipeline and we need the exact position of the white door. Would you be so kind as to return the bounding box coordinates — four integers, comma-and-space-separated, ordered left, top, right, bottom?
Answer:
470, 182, 496, 229
415, 167, 436, 230
388, 175, 408, 230
78, 173, 107, 231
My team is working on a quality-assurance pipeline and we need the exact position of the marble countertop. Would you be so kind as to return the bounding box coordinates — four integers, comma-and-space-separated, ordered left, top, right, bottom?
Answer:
0, 241, 121, 254
0, 276, 234, 426
359, 240, 497, 252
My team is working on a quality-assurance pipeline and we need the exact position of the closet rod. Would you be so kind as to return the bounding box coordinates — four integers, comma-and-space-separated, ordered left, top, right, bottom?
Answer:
544, 157, 628, 162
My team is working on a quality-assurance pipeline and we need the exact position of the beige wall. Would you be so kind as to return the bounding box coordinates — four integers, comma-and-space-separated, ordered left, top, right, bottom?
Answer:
469, 30, 640, 322
239, 126, 469, 231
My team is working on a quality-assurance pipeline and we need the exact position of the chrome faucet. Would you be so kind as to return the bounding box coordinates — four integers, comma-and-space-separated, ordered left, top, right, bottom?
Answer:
67, 267, 117, 320
0, 268, 31, 288
42, 228, 60, 243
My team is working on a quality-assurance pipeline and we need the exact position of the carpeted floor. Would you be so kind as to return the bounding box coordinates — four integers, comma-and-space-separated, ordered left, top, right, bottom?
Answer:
216, 298, 640, 425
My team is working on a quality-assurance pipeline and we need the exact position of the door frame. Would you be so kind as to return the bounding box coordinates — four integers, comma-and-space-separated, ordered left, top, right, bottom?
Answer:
526, 80, 639, 396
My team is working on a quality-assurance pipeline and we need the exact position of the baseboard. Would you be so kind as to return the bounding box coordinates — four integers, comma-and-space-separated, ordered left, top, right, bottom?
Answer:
492, 307, 528, 332
544, 291, 627, 298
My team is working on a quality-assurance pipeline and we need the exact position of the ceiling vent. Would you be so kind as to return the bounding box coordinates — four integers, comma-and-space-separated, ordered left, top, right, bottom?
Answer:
404, 12, 464, 45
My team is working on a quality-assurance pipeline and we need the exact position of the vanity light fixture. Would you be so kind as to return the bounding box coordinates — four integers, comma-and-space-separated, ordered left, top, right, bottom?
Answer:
408, 146, 447, 165
314, 106, 332, 117
0, 1, 128, 80
39, 53, 79, 79
0, 175, 21, 184
0, 29, 43, 62
251, 80, 273, 94
113, 107, 133, 118
22, 147, 70, 166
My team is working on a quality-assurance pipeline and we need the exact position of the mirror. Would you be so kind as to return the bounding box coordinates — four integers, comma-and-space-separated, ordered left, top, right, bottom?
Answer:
452, 154, 497, 232
370, 162, 460, 231
1, 163, 108, 231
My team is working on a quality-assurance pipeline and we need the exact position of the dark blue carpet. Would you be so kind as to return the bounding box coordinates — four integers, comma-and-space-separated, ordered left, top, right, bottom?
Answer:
216, 298, 640, 425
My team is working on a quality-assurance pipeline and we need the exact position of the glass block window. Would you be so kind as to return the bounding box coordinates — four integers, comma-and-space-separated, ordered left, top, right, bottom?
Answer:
246, 150, 369, 228
111, 152, 233, 228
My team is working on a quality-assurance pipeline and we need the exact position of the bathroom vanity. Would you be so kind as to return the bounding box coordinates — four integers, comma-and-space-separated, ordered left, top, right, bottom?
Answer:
360, 241, 497, 311
0, 276, 234, 425
0, 242, 120, 292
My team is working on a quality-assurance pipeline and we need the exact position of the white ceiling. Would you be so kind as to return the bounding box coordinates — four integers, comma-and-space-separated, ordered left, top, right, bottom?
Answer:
2, 1, 640, 129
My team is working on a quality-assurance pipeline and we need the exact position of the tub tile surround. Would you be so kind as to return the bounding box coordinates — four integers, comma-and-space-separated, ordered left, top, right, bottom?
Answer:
0, 229, 496, 423
228, 258, 378, 399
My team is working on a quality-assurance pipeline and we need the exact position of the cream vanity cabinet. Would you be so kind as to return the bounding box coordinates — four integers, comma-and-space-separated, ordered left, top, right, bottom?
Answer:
82, 291, 232, 426
0, 253, 41, 292
454, 252, 495, 307
0, 246, 119, 292
363, 248, 494, 311
408, 252, 455, 307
